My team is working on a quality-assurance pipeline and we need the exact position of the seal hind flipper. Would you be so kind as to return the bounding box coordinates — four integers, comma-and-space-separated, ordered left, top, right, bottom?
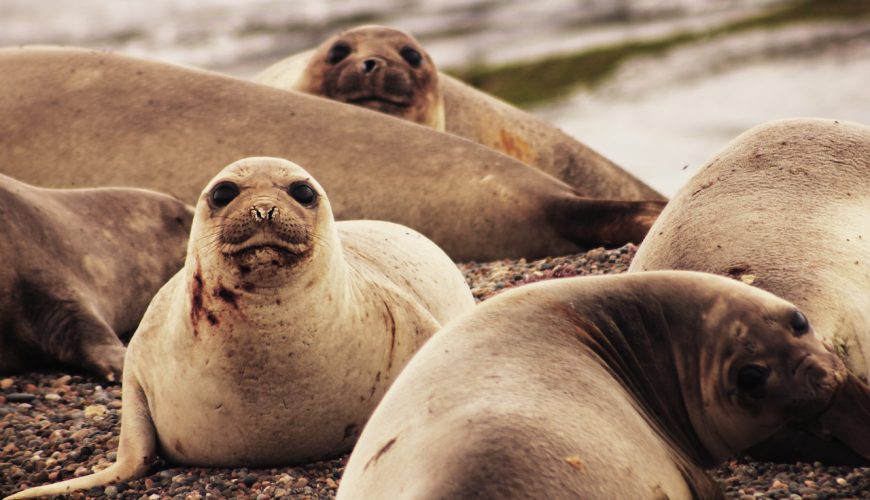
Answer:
5, 373, 157, 499
16, 279, 125, 380
548, 196, 666, 249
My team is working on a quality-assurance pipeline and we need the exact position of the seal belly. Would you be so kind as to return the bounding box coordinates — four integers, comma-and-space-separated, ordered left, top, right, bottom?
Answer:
151, 306, 391, 466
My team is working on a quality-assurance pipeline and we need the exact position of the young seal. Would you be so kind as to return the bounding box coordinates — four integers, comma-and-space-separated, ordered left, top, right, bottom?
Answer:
254, 25, 664, 201
5, 157, 475, 499
0, 46, 664, 262
0, 173, 191, 380
629, 117, 870, 463
256, 25, 445, 129
336, 272, 870, 500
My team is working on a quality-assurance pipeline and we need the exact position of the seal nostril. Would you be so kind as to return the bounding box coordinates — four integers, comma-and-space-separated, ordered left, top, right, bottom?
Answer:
808, 364, 829, 383
362, 59, 378, 74
251, 205, 278, 223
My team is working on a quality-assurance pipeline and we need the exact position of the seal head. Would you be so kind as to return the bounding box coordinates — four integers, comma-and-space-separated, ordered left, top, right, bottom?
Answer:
301, 25, 444, 129
196, 159, 324, 278
686, 286, 846, 463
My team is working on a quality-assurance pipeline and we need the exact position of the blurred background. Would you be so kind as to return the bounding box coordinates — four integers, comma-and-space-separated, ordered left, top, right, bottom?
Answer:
2, 0, 868, 196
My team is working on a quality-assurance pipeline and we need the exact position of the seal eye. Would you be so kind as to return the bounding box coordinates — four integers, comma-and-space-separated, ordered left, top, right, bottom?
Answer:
289, 183, 317, 206
327, 43, 351, 64
400, 47, 422, 68
211, 182, 239, 207
736, 364, 770, 396
790, 310, 809, 336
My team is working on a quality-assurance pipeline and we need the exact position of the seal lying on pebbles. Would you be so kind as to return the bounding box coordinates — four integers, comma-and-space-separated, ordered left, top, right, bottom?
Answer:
629, 118, 870, 462
0, 173, 191, 380
254, 25, 664, 201
336, 272, 870, 500
0, 46, 664, 261
5, 157, 474, 499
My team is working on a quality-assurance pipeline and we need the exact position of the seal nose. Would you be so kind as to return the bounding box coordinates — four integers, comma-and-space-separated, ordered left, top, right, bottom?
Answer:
251, 204, 277, 223
362, 58, 380, 74
795, 354, 835, 388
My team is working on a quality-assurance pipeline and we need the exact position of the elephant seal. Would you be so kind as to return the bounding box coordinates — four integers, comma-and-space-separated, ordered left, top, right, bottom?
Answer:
0, 46, 664, 262
254, 25, 664, 201
0, 173, 191, 380
5, 157, 475, 499
336, 272, 870, 500
256, 25, 444, 129
629, 117, 870, 462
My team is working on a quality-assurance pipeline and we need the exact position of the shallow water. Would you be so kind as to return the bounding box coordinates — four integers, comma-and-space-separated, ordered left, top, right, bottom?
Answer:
535, 21, 870, 196
0, 0, 782, 71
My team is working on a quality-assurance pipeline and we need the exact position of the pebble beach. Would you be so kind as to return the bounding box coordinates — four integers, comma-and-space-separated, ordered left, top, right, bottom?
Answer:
2, 245, 869, 499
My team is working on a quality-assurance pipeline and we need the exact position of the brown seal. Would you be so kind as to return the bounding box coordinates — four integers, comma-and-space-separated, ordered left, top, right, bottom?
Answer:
336, 272, 870, 499
254, 25, 664, 201
0, 173, 191, 380
630, 117, 870, 463
0, 46, 664, 262
5, 157, 475, 499
262, 25, 444, 129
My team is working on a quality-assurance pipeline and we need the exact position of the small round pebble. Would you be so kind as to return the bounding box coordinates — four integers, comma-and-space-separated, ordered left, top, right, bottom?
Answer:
6, 393, 36, 403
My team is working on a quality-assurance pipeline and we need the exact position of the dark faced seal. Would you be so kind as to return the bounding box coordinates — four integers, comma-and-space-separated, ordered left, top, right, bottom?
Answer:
254, 25, 664, 201
0, 173, 191, 380
6, 157, 475, 498
336, 272, 870, 499
257, 25, 444, 129
629, 117, 870, 462
0, 46, 664, 261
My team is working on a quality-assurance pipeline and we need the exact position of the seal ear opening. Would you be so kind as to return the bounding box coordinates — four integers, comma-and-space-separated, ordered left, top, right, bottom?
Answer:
547, 195, 667, 249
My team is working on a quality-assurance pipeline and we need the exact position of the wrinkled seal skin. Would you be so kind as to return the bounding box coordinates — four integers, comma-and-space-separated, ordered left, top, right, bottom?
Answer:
337, 272, 862, 500
0, 46, 664, 262
0, 173, 191, 380
630, 118, 870, 463
5, 157, 475, 499
254, 25, 664, 201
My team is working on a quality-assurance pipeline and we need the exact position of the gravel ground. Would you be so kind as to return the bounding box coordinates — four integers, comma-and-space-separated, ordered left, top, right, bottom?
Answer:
2, 244, 869, 499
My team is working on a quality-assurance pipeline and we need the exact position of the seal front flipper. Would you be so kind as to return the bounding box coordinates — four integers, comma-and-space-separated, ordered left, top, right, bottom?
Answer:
812, 373, 870, 462
548, 195, 666, 249
4, 372, 157, 499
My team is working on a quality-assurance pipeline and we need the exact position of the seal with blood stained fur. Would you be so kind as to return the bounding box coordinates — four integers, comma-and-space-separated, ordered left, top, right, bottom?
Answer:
5, 157, 475, 499
0, 46, 664, 261
254, 25, 664, 201
629, 117, 870, 463
336, 272, 870, 500
0, 173, 191, 380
